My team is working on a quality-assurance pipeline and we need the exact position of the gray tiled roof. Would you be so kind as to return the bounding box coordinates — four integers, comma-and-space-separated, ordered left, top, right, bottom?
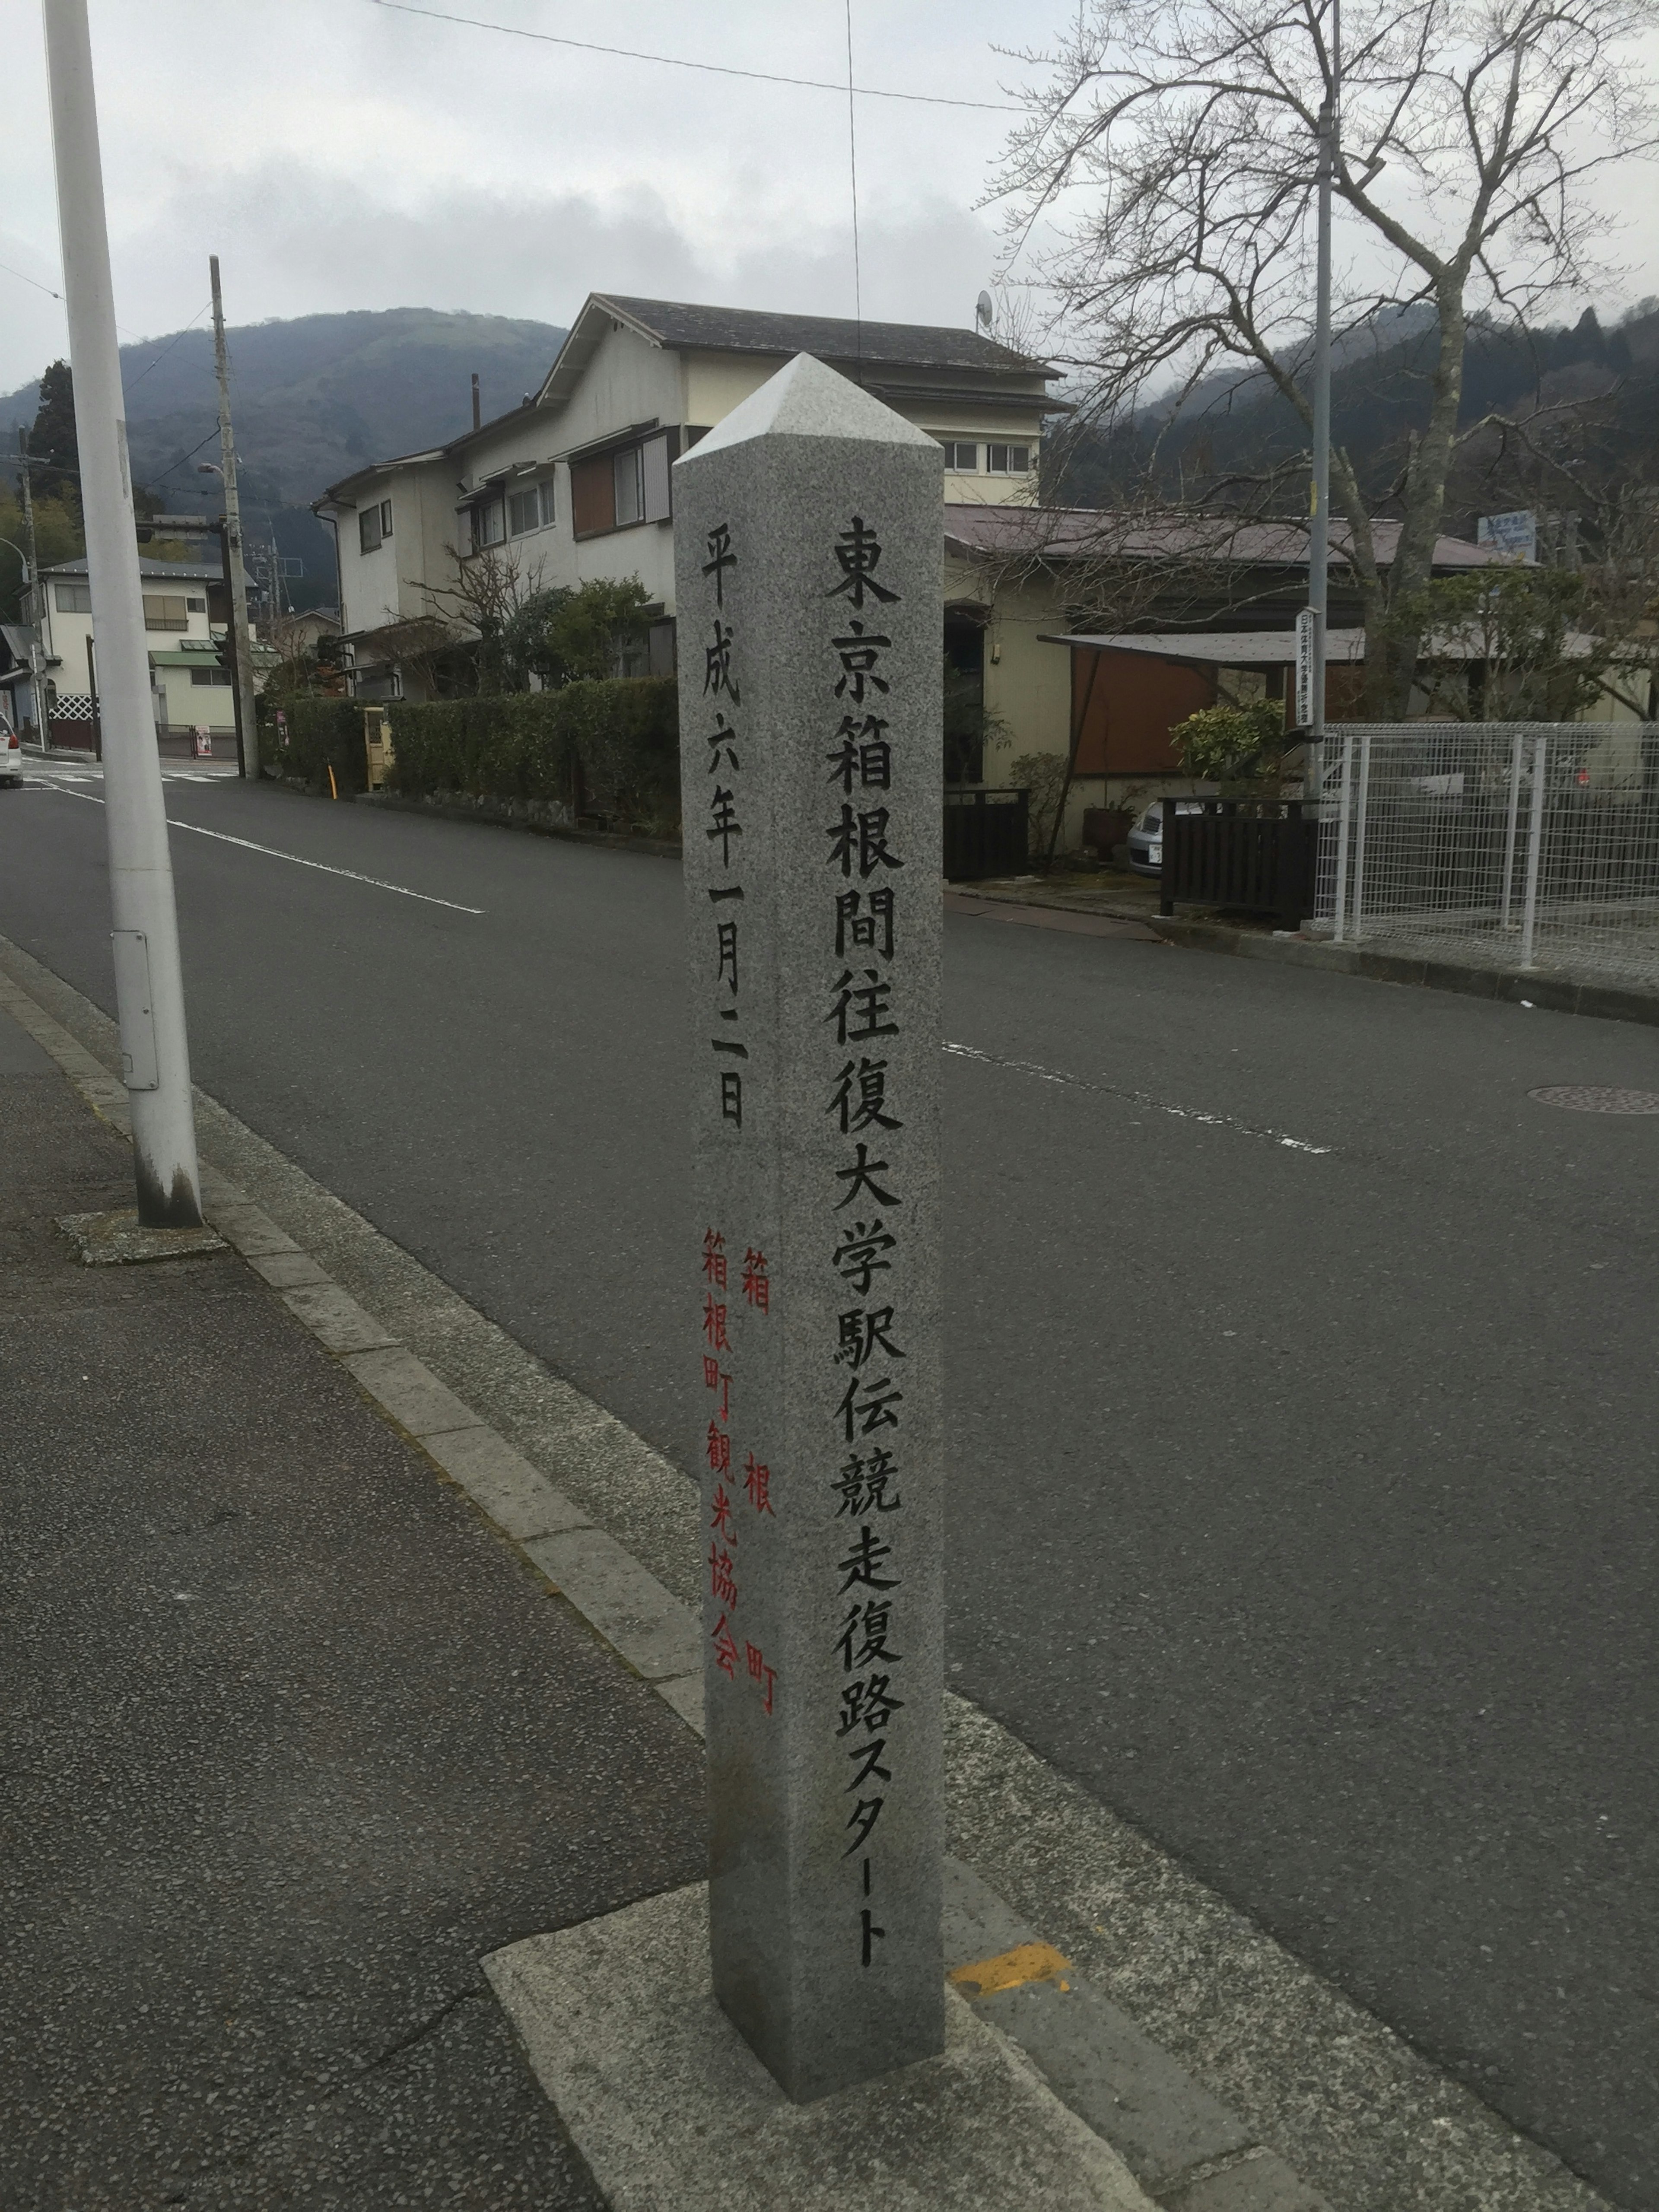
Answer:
43, 555, 230, 584
595, 296, 1055, 378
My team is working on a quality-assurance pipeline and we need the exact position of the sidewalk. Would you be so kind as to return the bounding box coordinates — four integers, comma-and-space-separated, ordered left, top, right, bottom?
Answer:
0, 1003, 703, 2209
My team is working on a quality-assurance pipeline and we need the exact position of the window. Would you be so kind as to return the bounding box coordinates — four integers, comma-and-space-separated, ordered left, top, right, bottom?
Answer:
571, 431, 677, 538
186, 596, 206, 613
613, 446, 643, 528
508, 481, 552, 536
936, 440, 978, 471
380, 499, 393, 538
359, 505, 383, 554
54, 581, 93, 613
477, 500, 505, 548
985, 443, 1032, 474
143, 595, 189, 632
190, 666, 231, 686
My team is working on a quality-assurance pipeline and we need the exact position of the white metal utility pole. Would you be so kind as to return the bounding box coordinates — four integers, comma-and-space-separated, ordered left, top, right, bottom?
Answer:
209, 254, 259, 779
43, 0, 203, 1227
1303, 0, 1339, 777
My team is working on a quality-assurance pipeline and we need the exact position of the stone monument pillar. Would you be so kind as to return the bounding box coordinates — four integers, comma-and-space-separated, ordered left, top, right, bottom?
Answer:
676, 353, 944, 2103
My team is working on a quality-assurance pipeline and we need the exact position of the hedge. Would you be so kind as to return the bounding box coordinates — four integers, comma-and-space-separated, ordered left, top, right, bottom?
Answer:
267, 697, 368, 794
386, 679, 679, 834
265, 679, 680, 833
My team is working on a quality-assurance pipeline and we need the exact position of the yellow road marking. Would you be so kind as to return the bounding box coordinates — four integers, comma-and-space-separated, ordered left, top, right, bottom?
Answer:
947, 1942, 1071, 1997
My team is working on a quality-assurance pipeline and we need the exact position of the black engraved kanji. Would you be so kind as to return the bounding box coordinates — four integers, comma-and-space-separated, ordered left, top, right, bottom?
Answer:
834, 888, 896, 960
836, 1372, 904, 1441
704, 617, 740, 702
836, 1522, 900, 1592
702, 521, 737, 606
834, 1143, 899, 1210
838, 1673, 906, 1735
707, 786, 742, 866
829, 516, 899, 608
835, 1307, 905, 1370
827, 1056, 900, 1135
705, 710, 739, 773
836, 1595, 904, 1671
831, 1218, 897, 1293
715, 919, 738, 994
831, 621, 892, 703
826, 715, 892, 794
827, 805, 903, 879
834, 1447, 903, 1515
826, 969, 899, 1046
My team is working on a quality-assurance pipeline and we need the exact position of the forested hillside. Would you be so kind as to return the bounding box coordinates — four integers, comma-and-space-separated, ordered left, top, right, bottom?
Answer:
0, 308, 566, 610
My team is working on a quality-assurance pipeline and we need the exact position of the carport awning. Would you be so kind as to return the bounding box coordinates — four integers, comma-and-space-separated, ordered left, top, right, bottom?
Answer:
1039, 628, 1367, 667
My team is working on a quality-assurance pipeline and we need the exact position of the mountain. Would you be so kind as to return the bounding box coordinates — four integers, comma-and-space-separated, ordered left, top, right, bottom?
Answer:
1054, 302, 1659, 540
0, 308, 566, 610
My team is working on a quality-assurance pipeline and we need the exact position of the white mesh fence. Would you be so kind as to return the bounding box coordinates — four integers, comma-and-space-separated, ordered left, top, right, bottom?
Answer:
1311, 722, 1659, 987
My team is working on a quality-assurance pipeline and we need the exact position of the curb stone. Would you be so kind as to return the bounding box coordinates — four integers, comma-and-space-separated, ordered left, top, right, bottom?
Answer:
0, 934, 1615, 2212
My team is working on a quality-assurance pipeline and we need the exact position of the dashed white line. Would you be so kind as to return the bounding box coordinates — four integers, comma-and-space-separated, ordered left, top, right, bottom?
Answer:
942, 1039, 1333, 1154
34, 784, 484, 915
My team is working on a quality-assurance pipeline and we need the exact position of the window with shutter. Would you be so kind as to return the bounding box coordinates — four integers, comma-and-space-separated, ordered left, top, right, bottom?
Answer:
571, 455, 614, 537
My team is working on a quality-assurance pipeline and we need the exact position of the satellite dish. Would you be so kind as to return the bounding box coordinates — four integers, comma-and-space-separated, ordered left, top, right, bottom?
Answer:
976, 290, 995, 334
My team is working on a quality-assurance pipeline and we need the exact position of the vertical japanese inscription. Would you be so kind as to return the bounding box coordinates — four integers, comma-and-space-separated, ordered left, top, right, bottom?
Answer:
821, 514, 910, 1977
694, 517, 778, 1724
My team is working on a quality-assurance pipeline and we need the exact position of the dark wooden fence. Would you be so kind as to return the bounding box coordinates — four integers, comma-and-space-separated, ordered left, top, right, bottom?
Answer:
1159, 798, 1318, 927
944, 786, 1029, 881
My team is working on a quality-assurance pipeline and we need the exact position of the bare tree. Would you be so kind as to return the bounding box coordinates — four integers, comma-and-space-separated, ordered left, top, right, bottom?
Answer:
994, 0, 1659, 711
417, 541, 543, 694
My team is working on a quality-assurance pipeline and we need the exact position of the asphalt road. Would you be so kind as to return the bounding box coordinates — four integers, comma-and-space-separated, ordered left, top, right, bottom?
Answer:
4, 766, 1658, 2207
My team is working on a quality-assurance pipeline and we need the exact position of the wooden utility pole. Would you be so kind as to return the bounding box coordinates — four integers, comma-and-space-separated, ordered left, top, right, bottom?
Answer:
209, 254, 259, 779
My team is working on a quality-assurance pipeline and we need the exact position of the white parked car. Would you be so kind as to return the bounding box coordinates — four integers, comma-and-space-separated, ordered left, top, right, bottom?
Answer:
1125, 798, 1206, 877
0, 706, 21, 786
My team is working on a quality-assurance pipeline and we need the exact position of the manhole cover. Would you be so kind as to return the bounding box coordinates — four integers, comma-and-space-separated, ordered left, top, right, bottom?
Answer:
1528, 1085, 1659, 1114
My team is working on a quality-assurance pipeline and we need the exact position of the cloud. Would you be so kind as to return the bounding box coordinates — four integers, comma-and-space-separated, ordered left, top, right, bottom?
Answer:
108, 165, 1002, 342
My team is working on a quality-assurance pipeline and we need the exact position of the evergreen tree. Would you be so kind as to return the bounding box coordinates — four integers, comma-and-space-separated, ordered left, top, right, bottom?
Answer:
28, 360, 79, 506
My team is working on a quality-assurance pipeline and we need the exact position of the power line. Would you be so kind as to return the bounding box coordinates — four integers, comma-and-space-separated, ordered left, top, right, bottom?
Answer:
0, 258, 63, 302
367, 0, 1024, 112
126, 302, 215, 393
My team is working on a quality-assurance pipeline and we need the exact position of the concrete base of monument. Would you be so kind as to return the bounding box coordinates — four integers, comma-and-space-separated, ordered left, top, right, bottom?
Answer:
484, 1881, 1156, 2212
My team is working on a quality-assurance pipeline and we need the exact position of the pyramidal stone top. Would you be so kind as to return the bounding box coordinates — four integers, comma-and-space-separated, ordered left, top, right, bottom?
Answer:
687, 350, 940, 457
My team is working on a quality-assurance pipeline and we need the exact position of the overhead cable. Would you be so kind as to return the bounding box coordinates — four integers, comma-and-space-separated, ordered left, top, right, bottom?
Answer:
368, 0, 1024, 112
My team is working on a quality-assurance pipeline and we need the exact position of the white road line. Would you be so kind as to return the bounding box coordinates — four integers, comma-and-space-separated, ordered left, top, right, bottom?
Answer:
942, 1039, 1333, 1154
37, 785, 485, 915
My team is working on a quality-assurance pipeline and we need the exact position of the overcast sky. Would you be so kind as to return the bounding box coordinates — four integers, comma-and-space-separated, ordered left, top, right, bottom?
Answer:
0, 0, 1056, 395
4, 0, 1659, 401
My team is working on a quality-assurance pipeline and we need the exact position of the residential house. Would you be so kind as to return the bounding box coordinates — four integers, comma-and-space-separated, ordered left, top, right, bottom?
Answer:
315, 293, 1059, 703
29, 553, 257, 749
319, 291, 1585, 849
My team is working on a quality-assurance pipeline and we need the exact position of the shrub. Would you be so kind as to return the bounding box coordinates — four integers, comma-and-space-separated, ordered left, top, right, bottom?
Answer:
267, 696, 367, 793
385, 677, 679, 833
1010, 751, 1070, 858
1170, 700, 1287, 789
